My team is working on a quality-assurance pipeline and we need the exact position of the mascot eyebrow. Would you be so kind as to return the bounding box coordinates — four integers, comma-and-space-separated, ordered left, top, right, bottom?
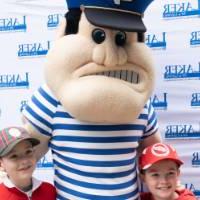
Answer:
65, 8, 144, 42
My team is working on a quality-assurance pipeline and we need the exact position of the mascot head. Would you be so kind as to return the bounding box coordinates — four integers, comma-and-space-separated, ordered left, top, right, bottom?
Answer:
44, 0, 155, 123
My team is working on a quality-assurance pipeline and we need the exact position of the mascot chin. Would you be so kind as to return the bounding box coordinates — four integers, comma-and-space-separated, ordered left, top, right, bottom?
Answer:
23, 0, 161, 199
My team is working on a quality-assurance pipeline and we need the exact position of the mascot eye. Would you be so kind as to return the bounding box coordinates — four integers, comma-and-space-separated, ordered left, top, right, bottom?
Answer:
92, 28, 106, 44
115, 31, 126, 46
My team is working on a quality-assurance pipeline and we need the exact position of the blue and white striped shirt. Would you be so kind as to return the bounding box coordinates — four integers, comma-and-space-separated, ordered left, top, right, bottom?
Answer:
23, 84, 158, 200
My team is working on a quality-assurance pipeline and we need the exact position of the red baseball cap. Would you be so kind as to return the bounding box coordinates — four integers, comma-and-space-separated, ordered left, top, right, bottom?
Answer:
0, 126, 40, 157
139, 143, 183, 170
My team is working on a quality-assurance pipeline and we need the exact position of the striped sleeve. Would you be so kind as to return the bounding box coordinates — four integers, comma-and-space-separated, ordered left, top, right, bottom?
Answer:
22, 84, 59, 137
142, 100, 158, 138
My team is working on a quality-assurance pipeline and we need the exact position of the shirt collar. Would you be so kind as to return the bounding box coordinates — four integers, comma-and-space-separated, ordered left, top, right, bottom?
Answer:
3, 176, 42, 193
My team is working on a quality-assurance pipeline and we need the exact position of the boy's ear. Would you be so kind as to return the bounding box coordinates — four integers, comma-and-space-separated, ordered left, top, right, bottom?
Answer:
0, 161, 7, 183
0, 160, 4, 171
0, 159, 6, 172
139, 172, 145, 182
177, 168, 181, 177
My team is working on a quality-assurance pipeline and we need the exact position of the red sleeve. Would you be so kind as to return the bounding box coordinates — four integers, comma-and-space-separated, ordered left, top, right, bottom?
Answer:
140, 192, 153, 200
177, 189, 197, 200
34, 182, 57, 200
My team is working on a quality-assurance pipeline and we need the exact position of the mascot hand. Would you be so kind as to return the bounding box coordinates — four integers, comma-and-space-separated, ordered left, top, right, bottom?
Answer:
22, 116, 50, 161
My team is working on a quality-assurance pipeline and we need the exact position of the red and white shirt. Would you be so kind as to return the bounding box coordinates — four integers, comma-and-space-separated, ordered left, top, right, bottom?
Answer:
0, 176, 56, 200
140, 189, 197, 200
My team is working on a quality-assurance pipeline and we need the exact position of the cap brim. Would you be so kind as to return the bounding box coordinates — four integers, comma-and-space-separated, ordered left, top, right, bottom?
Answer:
166, 158, 184, 166
0, 138, 40, 157
142, 157, 184, 170
84, 7, 146, 32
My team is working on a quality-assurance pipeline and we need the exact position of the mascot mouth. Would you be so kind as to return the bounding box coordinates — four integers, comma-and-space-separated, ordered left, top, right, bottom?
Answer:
85, 70, 139, 84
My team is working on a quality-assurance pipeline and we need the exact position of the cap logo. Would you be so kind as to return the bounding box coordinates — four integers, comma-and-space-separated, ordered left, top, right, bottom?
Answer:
8, 128, 22, 138
113, 0, 134, 5
151, 143, 170, 157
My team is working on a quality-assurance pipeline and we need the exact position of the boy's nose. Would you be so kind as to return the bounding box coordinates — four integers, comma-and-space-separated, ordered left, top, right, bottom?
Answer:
159, 175, 169, 183
18, 153, 32, 161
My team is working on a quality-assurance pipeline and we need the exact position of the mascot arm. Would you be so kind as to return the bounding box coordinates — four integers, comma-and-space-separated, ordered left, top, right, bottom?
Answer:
23, 116, 50, 161
21, 84, 57, 160
138, 130, 162, 154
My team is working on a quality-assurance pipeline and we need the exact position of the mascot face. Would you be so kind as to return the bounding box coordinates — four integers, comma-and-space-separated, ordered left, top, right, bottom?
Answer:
45, 12, 155, 123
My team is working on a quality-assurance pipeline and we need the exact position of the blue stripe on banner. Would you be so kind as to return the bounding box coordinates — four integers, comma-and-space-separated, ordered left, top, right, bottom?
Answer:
54, 159, 136, 178
55, 169, 137, 190
32, 96, 54, 118
51, 144, 135, 156
52, 135, 140, 143
26, 106, 52, 129
53, 151, 135, 166
38, 86, 59, 106
55, 181, 139, 200
53, 124, 145, 131
54, 111, 73, 118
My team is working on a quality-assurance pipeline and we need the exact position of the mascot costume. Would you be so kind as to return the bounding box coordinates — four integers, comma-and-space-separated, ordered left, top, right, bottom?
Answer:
23, 0, 161, 199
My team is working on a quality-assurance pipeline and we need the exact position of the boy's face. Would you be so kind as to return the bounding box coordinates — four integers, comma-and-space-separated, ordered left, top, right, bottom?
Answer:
0, 140, 37, 189
141, 159, 180, 200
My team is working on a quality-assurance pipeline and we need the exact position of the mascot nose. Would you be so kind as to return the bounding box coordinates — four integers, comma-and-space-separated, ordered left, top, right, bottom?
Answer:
93, 35, 127, 67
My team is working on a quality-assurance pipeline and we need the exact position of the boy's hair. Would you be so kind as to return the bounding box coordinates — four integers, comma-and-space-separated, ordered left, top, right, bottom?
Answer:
139, 143, 183, 171
0, 126, 40, 157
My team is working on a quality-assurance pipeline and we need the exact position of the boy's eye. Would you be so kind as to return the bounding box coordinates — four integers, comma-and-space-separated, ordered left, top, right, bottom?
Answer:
168, 171, 176, 176
9, 154, 18, 159
151, 173, 159, 177
26, 149, 34, 155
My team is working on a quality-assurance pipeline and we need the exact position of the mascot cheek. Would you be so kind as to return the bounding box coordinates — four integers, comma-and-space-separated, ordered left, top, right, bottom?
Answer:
44, 35, 94, 93
58, 76, 149, 123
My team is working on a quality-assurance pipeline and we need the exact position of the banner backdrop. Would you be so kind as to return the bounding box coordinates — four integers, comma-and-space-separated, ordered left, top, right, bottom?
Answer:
0, 0, 199, 197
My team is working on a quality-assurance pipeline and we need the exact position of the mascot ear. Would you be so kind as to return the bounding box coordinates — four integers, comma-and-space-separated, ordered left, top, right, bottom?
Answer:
64, 8, 82, 35
138, 32, 145, 42
55, 8, 82, 39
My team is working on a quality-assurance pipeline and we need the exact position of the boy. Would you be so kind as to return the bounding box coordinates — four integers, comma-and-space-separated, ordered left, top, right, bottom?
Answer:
0, 126, 56, 200
139, 143, 196, 200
